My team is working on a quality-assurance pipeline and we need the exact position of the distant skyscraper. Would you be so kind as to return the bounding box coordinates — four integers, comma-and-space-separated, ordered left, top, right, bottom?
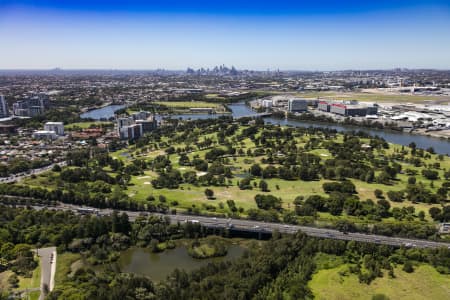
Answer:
0, 95, 9, 118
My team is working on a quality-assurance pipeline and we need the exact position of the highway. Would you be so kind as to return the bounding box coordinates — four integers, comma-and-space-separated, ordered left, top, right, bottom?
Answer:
0, 161, 67, 183
52, 204, 450, 250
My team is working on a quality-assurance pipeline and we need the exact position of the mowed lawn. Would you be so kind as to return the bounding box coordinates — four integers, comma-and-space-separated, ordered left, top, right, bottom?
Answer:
310, 264, 450, 300
129, 172, 328, 211
65, 121, 112, 130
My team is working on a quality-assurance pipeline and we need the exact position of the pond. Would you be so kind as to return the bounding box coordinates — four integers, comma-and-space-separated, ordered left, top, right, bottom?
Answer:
113, 245, 246, 281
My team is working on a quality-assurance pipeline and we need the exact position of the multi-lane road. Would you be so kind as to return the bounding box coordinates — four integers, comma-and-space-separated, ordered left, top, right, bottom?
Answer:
0, 161, 67, 183
51, 204, 450, 250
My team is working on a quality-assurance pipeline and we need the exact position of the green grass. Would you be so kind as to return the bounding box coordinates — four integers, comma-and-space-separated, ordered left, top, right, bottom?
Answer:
309, 264, 450, 300
0, 270, 13, 290
65, 121, 112, 130
29, 290, 40, 300
17, 259, 41, 290
54, 253, 81, 287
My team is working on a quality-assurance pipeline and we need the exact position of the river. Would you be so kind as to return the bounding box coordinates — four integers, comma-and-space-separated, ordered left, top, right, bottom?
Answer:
81, 102, 450, 155
112, 245, 245, 281
169, 102, 450, 155
80, 104, 126, 120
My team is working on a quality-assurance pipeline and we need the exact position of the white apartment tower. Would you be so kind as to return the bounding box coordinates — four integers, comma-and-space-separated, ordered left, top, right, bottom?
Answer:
0, 95, 9, 118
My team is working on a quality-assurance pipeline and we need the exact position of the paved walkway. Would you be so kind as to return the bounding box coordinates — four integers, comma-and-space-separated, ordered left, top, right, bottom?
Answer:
36, 247, 56, 300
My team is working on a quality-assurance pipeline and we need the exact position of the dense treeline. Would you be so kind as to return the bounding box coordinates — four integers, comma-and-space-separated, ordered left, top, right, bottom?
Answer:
1, 206, 449, 299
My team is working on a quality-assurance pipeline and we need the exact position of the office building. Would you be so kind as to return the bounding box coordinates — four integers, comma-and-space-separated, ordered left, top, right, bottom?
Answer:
0, 95, 8, 118
117, 111, 157, 140
131, 111, 151, 121
117, 117, 134, 128
330, 103, 378, 116
119, 124, 143, 140
44, 122, 64, 136
261, 99, 273, 108
318, 101, 331, 112
136, 118, 157, 132
288, 99, 308, 112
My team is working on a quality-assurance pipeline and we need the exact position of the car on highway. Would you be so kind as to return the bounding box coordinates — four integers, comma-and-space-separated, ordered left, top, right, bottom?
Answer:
185, 219, 199, 223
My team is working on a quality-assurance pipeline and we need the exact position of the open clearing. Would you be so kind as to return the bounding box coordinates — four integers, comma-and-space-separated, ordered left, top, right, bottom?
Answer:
310, 264, 450, 300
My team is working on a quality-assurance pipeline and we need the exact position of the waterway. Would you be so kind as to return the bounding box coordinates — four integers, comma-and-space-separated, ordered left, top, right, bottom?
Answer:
80, 102, 450, 155
114, 245, 245, 281
170, 102, 450, 155
80, 104, 126, 120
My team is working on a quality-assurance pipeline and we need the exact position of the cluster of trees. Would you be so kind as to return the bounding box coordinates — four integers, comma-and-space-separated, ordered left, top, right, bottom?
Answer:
0, 158, 51, 177
254, 194, 282, 210
429, 205, 450, 222
187, 237, 228, 259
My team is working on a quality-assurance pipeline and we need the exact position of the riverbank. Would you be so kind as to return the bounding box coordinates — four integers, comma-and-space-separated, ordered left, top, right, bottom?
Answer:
269, 109, 450, 143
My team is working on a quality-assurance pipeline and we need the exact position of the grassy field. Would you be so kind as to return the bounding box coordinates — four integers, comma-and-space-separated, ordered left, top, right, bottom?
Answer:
65, 121, 112, 130
0, 270, 13, 290
153, 101, 221, 108
291, 91, 450, 103
310, 263, 450, 300
54, 252, 81, 287
17, 259, 41, 290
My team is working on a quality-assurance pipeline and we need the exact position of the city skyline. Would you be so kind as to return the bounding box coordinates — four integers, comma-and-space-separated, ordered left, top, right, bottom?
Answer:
1, 0, 450, 70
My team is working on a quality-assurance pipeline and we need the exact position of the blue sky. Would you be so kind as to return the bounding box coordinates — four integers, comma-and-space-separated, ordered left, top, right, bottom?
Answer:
1, 1, 450, 70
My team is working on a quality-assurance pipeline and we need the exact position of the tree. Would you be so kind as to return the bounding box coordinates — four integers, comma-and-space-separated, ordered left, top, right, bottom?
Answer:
52, 164, 61, 172
204, 188, 214, 199
429, 207, 442, 220
377, 199, 390, 211
259, 180, 269, 192
374, 189, 383, 199
402, 261, 414, 273
250, 164, 262, 177
409, 142, 416, 155
387, 190, 403, 202
254, 194, 282, 210
8, 274, 18, 288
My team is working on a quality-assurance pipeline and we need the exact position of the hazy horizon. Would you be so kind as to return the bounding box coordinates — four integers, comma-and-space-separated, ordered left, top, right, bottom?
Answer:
1, 0, 450, 70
